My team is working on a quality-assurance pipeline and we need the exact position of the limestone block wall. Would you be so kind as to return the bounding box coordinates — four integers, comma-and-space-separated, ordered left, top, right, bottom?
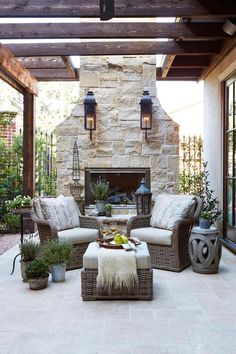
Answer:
55, 55, 179, 199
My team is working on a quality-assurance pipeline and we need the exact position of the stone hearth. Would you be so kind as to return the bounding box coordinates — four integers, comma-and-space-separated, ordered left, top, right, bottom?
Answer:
56, 55, 179, 202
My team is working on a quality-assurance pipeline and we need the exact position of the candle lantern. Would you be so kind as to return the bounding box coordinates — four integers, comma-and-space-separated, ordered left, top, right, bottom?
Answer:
135, 178, 152, 215
84, 91, 97, 140
139, 90, 153, 140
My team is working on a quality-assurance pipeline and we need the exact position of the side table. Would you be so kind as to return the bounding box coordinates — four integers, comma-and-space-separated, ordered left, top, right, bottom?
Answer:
10, 207, 32, 275
188, 226, 222, 274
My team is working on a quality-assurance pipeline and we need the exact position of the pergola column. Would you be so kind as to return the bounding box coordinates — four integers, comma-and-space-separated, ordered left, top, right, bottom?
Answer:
23, 92, 35, 197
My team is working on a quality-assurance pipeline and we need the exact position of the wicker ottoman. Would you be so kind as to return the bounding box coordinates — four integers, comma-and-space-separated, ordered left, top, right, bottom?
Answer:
81, 242, 153, 300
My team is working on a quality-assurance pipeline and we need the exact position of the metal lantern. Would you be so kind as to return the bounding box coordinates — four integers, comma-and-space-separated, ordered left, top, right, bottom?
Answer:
135, 178, 152, 215
84, 91, 97, 140
139, 90, 153, 140
70, 141, 84, 214
100, 0, 115, 21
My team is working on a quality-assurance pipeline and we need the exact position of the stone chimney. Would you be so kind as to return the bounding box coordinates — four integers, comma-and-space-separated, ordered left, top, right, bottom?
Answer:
56, 55, 179, 200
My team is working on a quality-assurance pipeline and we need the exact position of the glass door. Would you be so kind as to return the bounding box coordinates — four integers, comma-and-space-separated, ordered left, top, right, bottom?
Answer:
224, 74, 236, 246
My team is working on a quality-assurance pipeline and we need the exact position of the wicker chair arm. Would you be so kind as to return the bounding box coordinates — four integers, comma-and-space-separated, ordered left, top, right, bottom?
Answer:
30, 212, 58, 242
79, 216, 102, 229
127, 214, 151, 236
171, 217, 195, 248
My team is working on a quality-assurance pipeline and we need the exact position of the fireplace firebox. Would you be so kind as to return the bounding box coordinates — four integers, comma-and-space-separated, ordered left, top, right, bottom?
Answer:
85, 168, 150, 206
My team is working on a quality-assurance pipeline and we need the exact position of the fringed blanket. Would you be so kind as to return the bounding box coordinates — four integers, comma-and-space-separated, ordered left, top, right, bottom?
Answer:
96, 248, 138, 294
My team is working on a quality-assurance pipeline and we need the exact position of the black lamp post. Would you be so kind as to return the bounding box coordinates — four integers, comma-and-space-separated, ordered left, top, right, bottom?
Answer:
135, 178, 152, 215
140, 90, 153, 140
84, 91, 97, 141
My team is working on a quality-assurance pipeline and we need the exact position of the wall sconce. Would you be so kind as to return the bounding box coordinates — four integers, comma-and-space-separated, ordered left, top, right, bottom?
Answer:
223, 18, 236, 36
135, 178, 152, 215
84, 91, 97, 141
140, 90, 153, 140
100, 0, 115, 21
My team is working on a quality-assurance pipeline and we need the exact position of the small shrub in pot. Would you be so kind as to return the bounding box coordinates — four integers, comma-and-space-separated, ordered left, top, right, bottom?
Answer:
41, 241, 74, 282
20, 240, 40, 282
25, 259, 49, 290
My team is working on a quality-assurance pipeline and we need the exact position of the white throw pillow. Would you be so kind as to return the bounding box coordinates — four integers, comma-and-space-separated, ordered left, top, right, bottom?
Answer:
150, 194, 195, 230
63, 196, 81, 228
40, 195, 80, 231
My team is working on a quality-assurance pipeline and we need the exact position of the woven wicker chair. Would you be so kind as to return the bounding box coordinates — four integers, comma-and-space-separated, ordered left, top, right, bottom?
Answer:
127, 195, 202, 272
31, 197, 102, 270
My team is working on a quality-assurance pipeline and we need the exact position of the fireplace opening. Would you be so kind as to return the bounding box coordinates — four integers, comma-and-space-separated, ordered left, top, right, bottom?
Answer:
85, 168, 150, 206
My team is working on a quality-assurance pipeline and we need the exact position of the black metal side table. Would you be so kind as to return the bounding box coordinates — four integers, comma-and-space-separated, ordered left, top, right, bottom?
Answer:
188, 226, 222, 274
10, 207, 32, 275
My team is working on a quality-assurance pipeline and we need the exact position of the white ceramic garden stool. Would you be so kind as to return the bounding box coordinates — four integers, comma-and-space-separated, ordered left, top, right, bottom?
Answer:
188, 226, 222, 274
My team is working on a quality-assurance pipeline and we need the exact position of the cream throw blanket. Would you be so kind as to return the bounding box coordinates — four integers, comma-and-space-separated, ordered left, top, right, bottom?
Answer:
96, 248, 138, 294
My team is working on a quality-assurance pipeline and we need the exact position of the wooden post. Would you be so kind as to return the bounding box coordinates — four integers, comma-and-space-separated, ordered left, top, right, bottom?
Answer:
23, 92, 35, 197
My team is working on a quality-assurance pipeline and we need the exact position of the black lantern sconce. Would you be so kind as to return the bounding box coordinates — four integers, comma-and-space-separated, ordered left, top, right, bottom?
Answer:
135, 178, 152, 215
84, 91, 97, 141
140, 90, 153, 140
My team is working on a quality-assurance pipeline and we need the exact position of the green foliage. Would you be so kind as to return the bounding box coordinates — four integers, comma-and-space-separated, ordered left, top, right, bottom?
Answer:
91, 179, 110, 201
0, 111, 17, 127
41, 241, 73, 266
25, 259, 49, 279
199, 163, 222, 222
6, 195, 32, 210
105, 203, 112, 211
20, 241, 40, 262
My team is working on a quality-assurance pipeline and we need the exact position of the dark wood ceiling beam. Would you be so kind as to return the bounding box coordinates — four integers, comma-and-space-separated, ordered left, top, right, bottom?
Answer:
4, 40, 222, 57
17, 56, 65, 69
28, 68, 78, 81
0, 0, 235, 18
0, 44, 38, 94
171, 55, 212, 67
61, 56, 77, 78
156, 67, 202, 79
0, 22, 228, 39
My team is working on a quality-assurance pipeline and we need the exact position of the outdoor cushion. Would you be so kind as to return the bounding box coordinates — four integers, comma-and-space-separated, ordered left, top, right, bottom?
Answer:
63, 196, 81, 228
130, 227, 172, 245
83, 241, 151, 269
40, 195, 81, 231
58, 227, 99, 244
33, 198, 45, 220
150, 194, 195, 230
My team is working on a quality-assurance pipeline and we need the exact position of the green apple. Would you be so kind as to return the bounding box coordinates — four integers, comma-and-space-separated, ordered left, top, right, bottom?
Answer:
121, 235, 128, 244
114, 234, 123, 245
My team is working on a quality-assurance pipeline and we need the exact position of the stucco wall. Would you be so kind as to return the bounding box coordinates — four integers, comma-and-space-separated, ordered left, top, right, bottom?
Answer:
203, 47, 236, 207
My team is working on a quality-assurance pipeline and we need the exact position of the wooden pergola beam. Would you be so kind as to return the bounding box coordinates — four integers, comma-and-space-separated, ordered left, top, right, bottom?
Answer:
171, 55, 212, 68
17, 56, 66, 69
0, 0, 235, 18
5, 40, 222, 57
0, 22, 228, 39
0, 44, 38, 95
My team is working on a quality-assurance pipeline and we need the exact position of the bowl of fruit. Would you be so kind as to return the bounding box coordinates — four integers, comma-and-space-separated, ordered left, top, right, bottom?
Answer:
97, 234, 141, 249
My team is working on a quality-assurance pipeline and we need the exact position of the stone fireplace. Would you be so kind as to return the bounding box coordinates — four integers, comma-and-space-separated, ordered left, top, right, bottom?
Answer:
56, 55, 179, 208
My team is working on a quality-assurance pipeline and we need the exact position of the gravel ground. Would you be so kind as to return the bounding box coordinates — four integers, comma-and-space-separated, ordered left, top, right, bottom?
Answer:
0, 233, 20, 255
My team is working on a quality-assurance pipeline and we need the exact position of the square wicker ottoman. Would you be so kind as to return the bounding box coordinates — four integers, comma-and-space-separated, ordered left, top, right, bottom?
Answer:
81, 242, 153, 300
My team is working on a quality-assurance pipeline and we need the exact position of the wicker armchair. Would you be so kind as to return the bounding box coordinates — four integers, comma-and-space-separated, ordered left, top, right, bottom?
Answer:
31, 197, 102, 270
127, 195, 202, 272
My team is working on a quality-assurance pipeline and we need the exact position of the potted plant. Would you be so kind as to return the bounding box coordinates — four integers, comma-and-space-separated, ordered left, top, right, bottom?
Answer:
105, 203, 112, 217
25, 259, 49, 290
20, 240, 40, 282
6, 195, 32, 212
198, 163, 221, 229
91, 179, 110, 216
41, 240, 74, 282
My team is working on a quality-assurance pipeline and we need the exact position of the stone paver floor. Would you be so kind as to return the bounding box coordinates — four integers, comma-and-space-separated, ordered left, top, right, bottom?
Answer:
0, 244, 236, 354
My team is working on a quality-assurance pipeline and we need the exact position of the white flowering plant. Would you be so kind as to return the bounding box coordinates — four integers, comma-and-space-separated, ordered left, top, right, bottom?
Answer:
6, 195, 32, 211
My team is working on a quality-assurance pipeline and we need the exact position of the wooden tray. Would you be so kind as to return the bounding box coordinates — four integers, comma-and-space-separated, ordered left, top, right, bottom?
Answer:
97, 237, 141, 250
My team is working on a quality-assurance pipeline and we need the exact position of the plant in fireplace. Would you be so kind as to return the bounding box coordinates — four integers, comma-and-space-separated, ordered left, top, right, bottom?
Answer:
91, 179, 110, 215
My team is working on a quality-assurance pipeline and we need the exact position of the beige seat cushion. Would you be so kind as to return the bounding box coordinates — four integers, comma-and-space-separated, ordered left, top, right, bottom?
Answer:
130, 227, 172, 246
83, 241, 151, 269
150, 194, 195, 230
58, 227, 99, 244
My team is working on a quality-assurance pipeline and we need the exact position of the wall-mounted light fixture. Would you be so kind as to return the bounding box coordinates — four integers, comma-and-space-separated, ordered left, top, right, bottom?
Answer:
100, 0, 115, 21
223, 18, 236, 36
140, 90, 153, 140
84, 91, 97, 141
